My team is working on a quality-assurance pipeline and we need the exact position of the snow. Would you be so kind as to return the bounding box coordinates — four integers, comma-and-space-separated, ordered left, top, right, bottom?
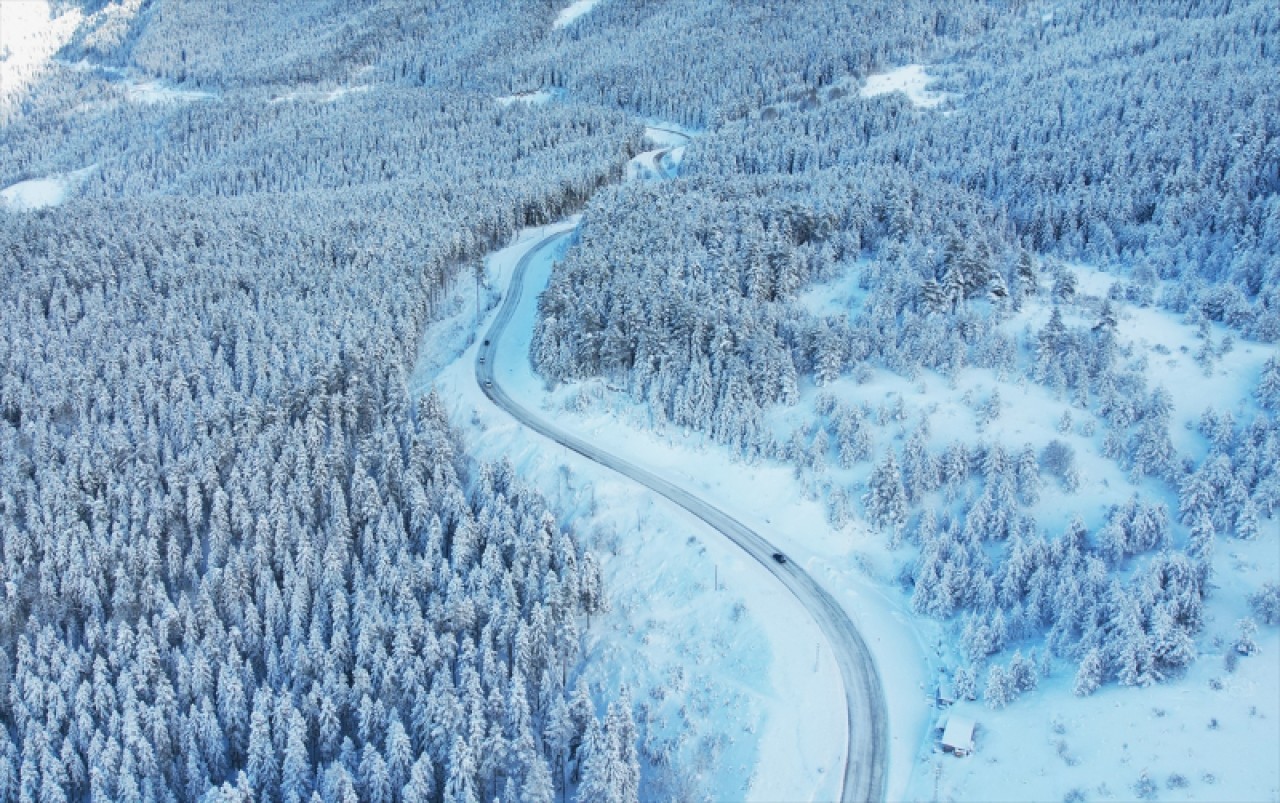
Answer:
787, 261, 1280, 802
632, 123, 693, 178
941, 714, 976, 753
407, 157, 1277, 803
124, 79, 215, 104
0, 165, 97, 211
0, 0, 84, 107
270, 84, 371, 104
414, 222, 872, 800
911, 531, 1280, 803
496, 89, 556, 106
860, 64, 952, 109
553, 0, 603, 29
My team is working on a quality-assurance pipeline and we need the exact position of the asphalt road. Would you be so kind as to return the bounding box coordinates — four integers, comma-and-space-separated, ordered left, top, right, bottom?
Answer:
476, 229, 889, 803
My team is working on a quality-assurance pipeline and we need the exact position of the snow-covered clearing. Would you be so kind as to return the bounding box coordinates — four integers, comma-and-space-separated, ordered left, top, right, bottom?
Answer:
432, 238, 1280, 801
0, 164, 96, 211
0, 0, 84, 108
496, 89, 556, 106
914, 531, 1279, 802
270, 84, 371, 104
792, 262, 1280, 801
860, 64, 952, 109
124, 78, 215, 104
553, 0, 603, 29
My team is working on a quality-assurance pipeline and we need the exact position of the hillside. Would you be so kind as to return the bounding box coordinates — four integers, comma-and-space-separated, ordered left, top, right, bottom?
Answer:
1, 1, 1277, 801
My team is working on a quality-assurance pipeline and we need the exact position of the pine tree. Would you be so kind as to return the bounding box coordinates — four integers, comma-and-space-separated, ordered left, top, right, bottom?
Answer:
1256, 356, 1280, 410
1234, 497, 1260, 540
280, 710, 312, 803
1186, 511, 1215, 582
863, 449, 907, 534
952, 665, 977, 702
246, 687, 278, 796
983, 664, 1016, 709
1075, 648, 1105, 696
443, 737, 479, 803
402, 756, 435, 803
574, 717, 610, 803
603, 691, 640, 803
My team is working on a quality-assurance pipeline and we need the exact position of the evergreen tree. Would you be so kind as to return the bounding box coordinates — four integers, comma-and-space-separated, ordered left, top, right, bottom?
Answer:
864, 449, 908, 535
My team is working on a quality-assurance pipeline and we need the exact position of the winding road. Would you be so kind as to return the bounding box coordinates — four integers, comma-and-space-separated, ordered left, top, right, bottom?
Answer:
475, 229, 889, 802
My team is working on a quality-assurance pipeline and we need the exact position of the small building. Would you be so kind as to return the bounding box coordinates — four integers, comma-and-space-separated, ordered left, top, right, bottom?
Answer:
935, 680, 956, 708
941, 715, 976, 757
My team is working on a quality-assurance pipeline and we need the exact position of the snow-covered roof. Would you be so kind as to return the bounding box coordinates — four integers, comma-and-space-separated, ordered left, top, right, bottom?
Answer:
942, 716, 975, 750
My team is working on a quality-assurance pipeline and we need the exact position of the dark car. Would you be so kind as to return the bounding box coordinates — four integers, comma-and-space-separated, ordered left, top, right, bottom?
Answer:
483, 339, 490, 346
771, 552, 787, 564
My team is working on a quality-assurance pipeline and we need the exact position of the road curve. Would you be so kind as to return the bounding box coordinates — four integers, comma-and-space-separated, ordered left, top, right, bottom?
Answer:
642, 126, 690, 179
477, 230, 888, 803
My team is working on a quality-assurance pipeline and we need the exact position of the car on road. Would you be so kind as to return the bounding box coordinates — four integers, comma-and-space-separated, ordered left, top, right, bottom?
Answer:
484, 380, 492, 388
771, 552, 787, 564
479, 356, 485, 363
483, 339, 490, 346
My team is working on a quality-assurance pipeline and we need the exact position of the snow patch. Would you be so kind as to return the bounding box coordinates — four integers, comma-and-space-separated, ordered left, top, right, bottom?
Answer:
1, 165, 97, 211
0, 0, 84, 108
860, 64, 952, 109
909, 532, 1280, 803
553, 0, 603, 29
270, 84, 371, 104
496, 89, 555, 106
124, 79, 215, 104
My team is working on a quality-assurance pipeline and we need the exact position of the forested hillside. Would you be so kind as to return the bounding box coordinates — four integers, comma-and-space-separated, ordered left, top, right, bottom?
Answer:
1, 1, 647, 799
531, 0, 1280, 706
3, 0, 1278, 799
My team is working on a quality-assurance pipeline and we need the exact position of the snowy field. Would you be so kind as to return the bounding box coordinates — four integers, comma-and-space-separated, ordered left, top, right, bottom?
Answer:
0, 164, 96, 210
914, 540, 1280, 803
553, 0, 604, 29
270, 85, 369, 104
798, 259, 1279, 800
496, 90, 557, 106
0, 0, 84, 107
860, 64, 953, 109
123, 78, 215, 104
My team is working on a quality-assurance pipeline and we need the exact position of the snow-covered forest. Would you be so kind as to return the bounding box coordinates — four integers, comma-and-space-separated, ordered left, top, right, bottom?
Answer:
1, 1, 650, 799
532, 0, 1279, 709
2, 0, 1278, 800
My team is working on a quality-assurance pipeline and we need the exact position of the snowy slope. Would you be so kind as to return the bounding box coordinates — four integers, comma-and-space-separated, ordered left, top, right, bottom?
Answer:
416, 225, 849, 801
0, 165, 97, 210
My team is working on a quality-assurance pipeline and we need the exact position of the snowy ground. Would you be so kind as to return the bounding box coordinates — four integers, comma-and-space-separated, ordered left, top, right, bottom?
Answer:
860, 64, 953, 109
414, 224, 888, 801
496, 90, 557, 106
0, 0, 84, 108
122, 78, 215, 104
797, 264, 1280, 801
553, 0, 603, 29
913, 531, 1280, 803
270, 84, 369, 104
414, 236, 1280, 802
0, 164, 96, 210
